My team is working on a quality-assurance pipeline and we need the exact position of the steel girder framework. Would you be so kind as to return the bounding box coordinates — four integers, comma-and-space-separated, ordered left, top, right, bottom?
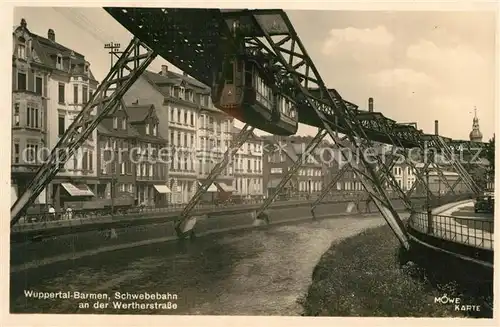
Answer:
10, 38, 156, 226
424, 135, 480, 194
254, 129, 327, 222
104, 9, 486, 154
103, 8, 489, 249
174, 124, 255, 236
236, 11, 411, 249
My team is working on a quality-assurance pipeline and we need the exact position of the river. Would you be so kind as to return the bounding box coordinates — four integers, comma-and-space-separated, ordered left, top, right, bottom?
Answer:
10, 214, 387, 315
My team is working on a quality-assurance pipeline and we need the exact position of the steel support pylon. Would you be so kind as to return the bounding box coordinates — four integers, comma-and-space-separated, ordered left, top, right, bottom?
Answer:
310, 164, 349, 219
175, 124, 255, 237
249, 13, 410, 250
435, 136, 480, 194
254, 129, 327, 222
10, 38, 157, 226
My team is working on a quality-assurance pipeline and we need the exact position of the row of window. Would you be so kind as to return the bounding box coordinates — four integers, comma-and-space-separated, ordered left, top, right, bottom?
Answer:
58, 82, 91, 105
13, 102, 43, 129
170, 107, 195, 126
234, 178, 262, 193
298, 168, 322, 177
298, 181, 323, 192
71, 149, 94, 172
168, 86, 212, 108
393, 166, 414, 176
72, 84, 89, 105
12, 142, 42, 164
118, 183, 134, 193
16, 71, 43, 95
58, 114, 94, 141
234, 157, 262, 172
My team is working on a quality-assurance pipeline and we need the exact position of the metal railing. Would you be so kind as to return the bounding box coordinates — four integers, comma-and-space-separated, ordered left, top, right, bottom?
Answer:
409, 211, 494, 250
17, 192, 373, 226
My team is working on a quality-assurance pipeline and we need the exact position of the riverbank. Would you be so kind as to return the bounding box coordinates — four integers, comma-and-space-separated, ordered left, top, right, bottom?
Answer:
300, 224, 492, 317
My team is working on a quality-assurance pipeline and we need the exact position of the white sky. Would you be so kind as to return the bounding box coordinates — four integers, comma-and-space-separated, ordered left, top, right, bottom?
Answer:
12, 6, 497, 141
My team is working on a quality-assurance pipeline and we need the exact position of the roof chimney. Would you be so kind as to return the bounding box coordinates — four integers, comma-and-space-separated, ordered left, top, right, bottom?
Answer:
368, 97, 374, 112
161, 65, 168, 75
48, 29, 55, 42
434, 120, 439, 135
133, 99, 139, 105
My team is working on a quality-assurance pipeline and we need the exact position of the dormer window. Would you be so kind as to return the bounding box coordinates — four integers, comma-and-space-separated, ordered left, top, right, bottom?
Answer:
152, 124, 157, 136
145, 123, 150, 135
17, 44, 26, 60
121, 117, 127, 130
84, 64, 89, 73
113, 117, 118, 129
56, 54, 63, 70
179, 86, 185, 100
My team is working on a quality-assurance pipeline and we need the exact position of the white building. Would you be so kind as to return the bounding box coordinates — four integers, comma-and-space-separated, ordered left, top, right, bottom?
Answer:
14, 23, 99, 211
124, 65, 235, 204
232, 126, 264, 200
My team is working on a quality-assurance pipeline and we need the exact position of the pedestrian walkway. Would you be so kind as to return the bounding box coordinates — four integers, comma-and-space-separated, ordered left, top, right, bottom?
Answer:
410, 200, 494, 250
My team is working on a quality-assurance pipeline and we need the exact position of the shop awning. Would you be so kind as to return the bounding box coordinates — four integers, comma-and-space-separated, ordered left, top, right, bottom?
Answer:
154, 184, 172, 194
198, 181, 218, 192
61, 183, 94, 197
215, 182, 235, 192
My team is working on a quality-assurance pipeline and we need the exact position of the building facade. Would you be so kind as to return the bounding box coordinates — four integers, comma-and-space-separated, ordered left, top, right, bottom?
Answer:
123, 65, 236, 204
262, 135, 325, 199
11, 19, 99, 211
96, 101, 138, 208
127, 102, 169, 206
11, 19, 50, 206
232, 126, 264, 200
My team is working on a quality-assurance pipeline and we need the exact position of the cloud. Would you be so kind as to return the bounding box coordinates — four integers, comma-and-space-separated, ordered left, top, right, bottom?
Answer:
321, 25, 394, 55
406, 39, 487, 84
369, 68, 437, 89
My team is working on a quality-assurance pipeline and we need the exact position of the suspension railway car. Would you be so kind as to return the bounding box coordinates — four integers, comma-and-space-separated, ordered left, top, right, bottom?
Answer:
212, 57, 298, 136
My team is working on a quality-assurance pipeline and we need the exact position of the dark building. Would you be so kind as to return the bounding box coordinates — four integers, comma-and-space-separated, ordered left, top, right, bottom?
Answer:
96, 101, 138, 208
262, 135, 326, 199
127, 102, 169, 206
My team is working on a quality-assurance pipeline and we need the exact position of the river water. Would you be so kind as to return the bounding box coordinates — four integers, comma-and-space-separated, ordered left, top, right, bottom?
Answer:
11, 215, 386, 315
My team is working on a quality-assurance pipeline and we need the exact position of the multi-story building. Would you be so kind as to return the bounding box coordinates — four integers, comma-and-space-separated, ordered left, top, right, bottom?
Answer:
232, 126, 263, 200
262, 135, 325, 198
11, 19, 99, 211
197, 103, 234, 202
11, 19, 50, 206
127, 102, 169, 206
96, 100, 138, 207
123, 65, 235, 204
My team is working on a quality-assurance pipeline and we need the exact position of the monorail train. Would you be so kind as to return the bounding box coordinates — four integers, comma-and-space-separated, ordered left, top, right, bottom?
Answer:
211, 56, 299, 136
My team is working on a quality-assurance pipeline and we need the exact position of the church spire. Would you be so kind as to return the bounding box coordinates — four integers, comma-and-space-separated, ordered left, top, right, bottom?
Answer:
469, 106, 483, 142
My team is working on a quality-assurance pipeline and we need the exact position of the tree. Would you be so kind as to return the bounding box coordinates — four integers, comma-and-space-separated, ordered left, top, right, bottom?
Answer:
483, 135, 495, 189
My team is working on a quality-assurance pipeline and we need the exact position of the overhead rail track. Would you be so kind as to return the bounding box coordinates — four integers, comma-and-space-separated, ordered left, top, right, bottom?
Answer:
11, 8, 487, 251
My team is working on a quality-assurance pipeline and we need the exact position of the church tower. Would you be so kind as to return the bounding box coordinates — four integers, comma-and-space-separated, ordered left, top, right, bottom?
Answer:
469, 106, 483, 142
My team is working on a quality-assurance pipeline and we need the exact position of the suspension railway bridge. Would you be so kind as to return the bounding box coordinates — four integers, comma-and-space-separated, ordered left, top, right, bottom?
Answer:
10, 8, 490, 268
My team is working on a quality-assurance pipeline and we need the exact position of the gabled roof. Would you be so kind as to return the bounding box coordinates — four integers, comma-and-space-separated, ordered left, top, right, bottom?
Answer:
142, 69, 210, 97
125, 103, 155, 123
13, 19, 98, 82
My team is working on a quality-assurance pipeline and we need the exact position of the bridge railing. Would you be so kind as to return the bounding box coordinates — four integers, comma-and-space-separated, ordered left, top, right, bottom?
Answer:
17, 192, 373, 225
409, 211, 494, 251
